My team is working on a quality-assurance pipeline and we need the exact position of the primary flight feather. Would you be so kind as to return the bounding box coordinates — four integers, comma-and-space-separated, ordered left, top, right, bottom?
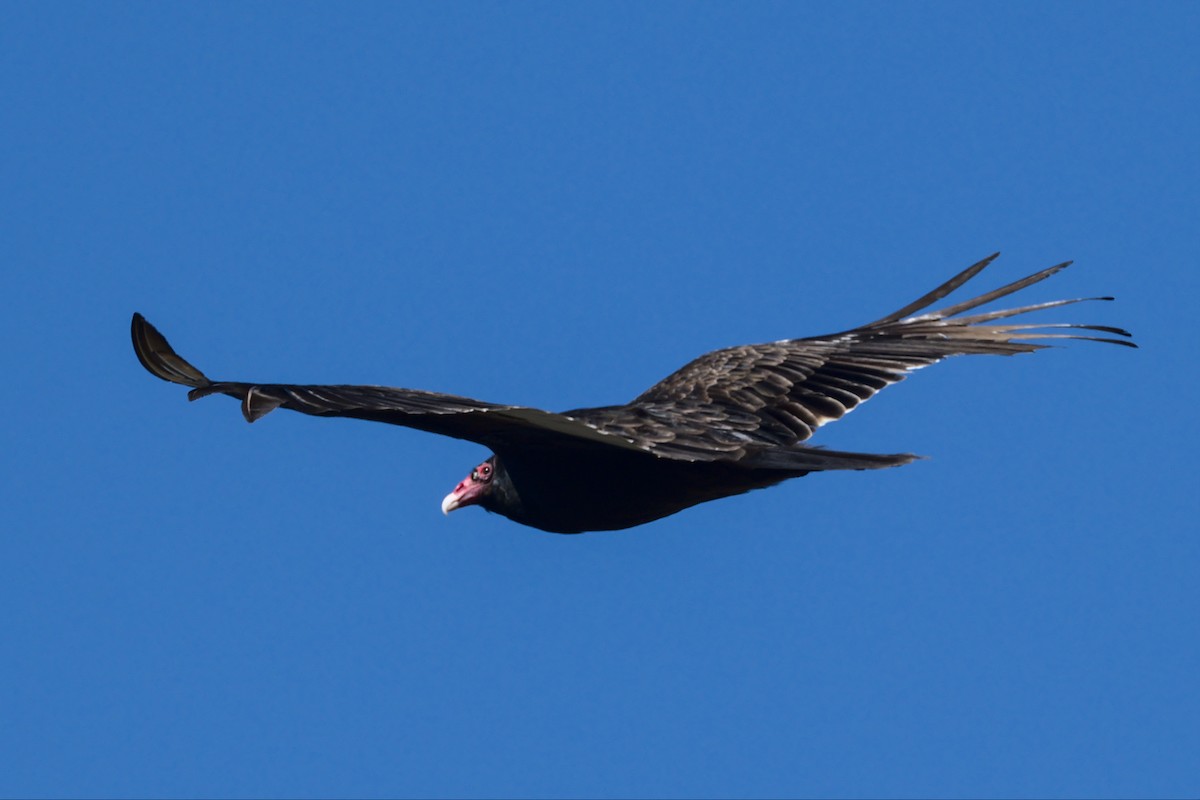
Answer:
132, 254, 1135, 533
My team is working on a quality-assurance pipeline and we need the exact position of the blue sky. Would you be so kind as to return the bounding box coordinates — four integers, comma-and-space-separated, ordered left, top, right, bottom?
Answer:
2, 3, 1196, 798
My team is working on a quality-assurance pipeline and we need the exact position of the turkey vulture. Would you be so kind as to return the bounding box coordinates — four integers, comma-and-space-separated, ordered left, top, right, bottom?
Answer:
132, 254, 1134, 533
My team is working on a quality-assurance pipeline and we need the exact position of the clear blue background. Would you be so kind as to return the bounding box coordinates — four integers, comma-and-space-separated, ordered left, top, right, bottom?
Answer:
2, 3, 1196, 798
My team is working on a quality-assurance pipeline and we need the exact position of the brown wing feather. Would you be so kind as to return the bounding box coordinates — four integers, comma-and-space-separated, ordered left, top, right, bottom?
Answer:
601, 255, 1135, 461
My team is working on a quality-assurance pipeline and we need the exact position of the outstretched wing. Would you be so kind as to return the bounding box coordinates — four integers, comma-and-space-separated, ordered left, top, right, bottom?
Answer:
131, 313, 648, 455
578, 254, 1135, 465
132, 255, 1134, 471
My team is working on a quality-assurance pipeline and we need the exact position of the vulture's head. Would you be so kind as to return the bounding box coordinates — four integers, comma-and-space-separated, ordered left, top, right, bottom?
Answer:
442, 455, 508, 517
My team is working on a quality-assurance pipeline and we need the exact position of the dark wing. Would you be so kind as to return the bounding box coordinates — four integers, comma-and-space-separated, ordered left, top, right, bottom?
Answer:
572, 254, 1135, 466
131, 313, 649, 455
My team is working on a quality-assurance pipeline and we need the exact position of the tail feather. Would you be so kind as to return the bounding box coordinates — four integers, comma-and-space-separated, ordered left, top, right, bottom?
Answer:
743, 444, 921, 471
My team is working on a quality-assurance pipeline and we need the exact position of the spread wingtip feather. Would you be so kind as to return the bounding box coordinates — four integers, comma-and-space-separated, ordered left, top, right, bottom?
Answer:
131, 313, 211, 388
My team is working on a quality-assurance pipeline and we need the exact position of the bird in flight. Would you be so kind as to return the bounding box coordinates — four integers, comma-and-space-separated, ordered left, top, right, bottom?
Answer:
132, 254, 1134, 533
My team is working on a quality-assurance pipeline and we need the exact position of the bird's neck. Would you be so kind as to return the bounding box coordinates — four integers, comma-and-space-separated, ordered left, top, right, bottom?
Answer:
479, 457, 527, 522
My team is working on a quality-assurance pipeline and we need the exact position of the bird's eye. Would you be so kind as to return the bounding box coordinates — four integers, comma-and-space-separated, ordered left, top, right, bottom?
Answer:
480, 464, 491, 477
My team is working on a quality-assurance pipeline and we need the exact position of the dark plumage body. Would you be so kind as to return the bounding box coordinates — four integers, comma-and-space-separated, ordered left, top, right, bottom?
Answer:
482, 449, 799, 533
132, 255, 1134, 533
